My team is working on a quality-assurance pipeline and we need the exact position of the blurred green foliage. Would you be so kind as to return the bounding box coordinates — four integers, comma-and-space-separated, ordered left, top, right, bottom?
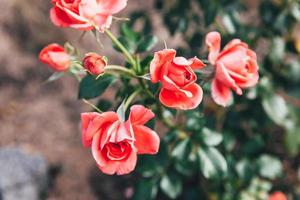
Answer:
77, 0, 300, 199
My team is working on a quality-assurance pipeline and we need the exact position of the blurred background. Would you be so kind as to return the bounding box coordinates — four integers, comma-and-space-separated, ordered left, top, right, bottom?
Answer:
1, 0, 300, 200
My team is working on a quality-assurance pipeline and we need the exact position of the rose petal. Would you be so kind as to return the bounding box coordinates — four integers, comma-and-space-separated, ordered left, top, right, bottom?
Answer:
215, 62, 242, 95
205, 31, 221, 64
173, 57, 193, 66
98, 0, 128, 15
150, 49, 176, 83
159, 83, 203, 110
211, 79, 232, 107
189, 57, 206, 70
132, 125, 160, 154
129, 105, 155, 126
92, 132, 108, 167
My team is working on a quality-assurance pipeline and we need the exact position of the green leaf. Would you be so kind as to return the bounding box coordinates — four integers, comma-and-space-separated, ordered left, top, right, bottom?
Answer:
171, 138, 190, 160
78, 74, 115, 99
120, 23, 140, 42
257, 154, 282, 179
117, 100, 126, 122
47, 72, 64, 82
197, 147, 228, 179
202, 128, 223, 146
262, 94, 289, 126
137, 35, 158, 53
112, 36, 136, 54
160, 173, 182, 199
269, 37, 285, 63
285, 127, 300, 156
132, 179, 158, 200
222, 14, 236, 34
96, 99, 112, 112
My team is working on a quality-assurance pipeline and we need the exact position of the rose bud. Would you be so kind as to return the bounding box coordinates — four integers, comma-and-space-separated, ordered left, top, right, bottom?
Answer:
81, 105, 160, 175
83, 53, 107, 75
205, 31, 259, 107
150, 49, 205, 110
39, 43, 71, 72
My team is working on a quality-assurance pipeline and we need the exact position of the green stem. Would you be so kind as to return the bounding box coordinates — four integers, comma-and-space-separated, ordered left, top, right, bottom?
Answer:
104, 29, 136, 67
104, 65, 137, 78
125, 89, 142, 110
82, 99, 103, 113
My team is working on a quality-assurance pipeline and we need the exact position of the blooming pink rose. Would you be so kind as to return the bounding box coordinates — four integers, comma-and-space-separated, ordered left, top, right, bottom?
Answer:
150, 49, 205, 110
39, 43, 70, 72
50, 0, 128, 31
81, 105, 160, 175
268, 192, 287, 200
83, 53, 107, 75
205, 31, 259, 107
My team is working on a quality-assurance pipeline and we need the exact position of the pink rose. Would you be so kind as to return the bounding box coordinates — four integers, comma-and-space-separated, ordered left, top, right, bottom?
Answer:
150, 49, 205, 110
50, 0, 128, 31
83, 53, 107, 75
268, 192, 287, 200
39, 43, 70, 72
205, 31, 259, 106
81, 105, 160, 175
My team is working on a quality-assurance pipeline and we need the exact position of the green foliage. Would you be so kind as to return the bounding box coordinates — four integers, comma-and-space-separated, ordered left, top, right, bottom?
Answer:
78, 74, 115, 99
66, 0, 300, 199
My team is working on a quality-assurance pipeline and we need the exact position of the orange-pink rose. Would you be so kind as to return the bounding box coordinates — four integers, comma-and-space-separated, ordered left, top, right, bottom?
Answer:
81, 105, 160, 175
50, 0, 128, 31
150, 49, 205, 110
39, 43, 70, 72
268, 192, 287, 200
83, 53, 107, 75
205, 31, 259, 107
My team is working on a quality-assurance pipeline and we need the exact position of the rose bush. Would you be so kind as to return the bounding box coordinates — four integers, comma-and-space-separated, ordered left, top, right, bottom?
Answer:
38, 0, 300, 199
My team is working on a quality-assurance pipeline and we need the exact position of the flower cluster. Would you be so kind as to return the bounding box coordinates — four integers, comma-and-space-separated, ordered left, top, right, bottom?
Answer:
39, 0, 259, 176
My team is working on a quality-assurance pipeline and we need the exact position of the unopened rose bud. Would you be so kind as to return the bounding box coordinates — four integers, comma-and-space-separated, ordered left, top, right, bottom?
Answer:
39, 43, 71, 72
83, 53, 107, 75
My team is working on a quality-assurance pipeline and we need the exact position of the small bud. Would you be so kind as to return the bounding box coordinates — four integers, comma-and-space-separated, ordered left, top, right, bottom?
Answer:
39, 43, 71, 72
83, 53, 107, 75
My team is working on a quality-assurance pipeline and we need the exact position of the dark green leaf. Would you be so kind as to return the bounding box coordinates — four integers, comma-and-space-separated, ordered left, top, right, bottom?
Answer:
202, 128, 223, 146
160, 173, 182, 199
171, 138, 190, 160
197, 147, 227, 179
78, 74, 115, 99
262, 93, 289, 126
137, 36, 158, 53
132, 179, 158, 200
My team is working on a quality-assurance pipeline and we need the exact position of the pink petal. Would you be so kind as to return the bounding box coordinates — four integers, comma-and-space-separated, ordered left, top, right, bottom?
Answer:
92, 132, 108, 167
173, 57, 193, 66
129, 105, 155, 126
205, 31, 221, 64
189, 57, 206, 70
98, 0, 128, 14
211, 79, 232, 107
159, 83, 203, 110
215, 62, 242, 95
132, 125, 160, 154
150, 49, 176, 83
81, 112, 101, 147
